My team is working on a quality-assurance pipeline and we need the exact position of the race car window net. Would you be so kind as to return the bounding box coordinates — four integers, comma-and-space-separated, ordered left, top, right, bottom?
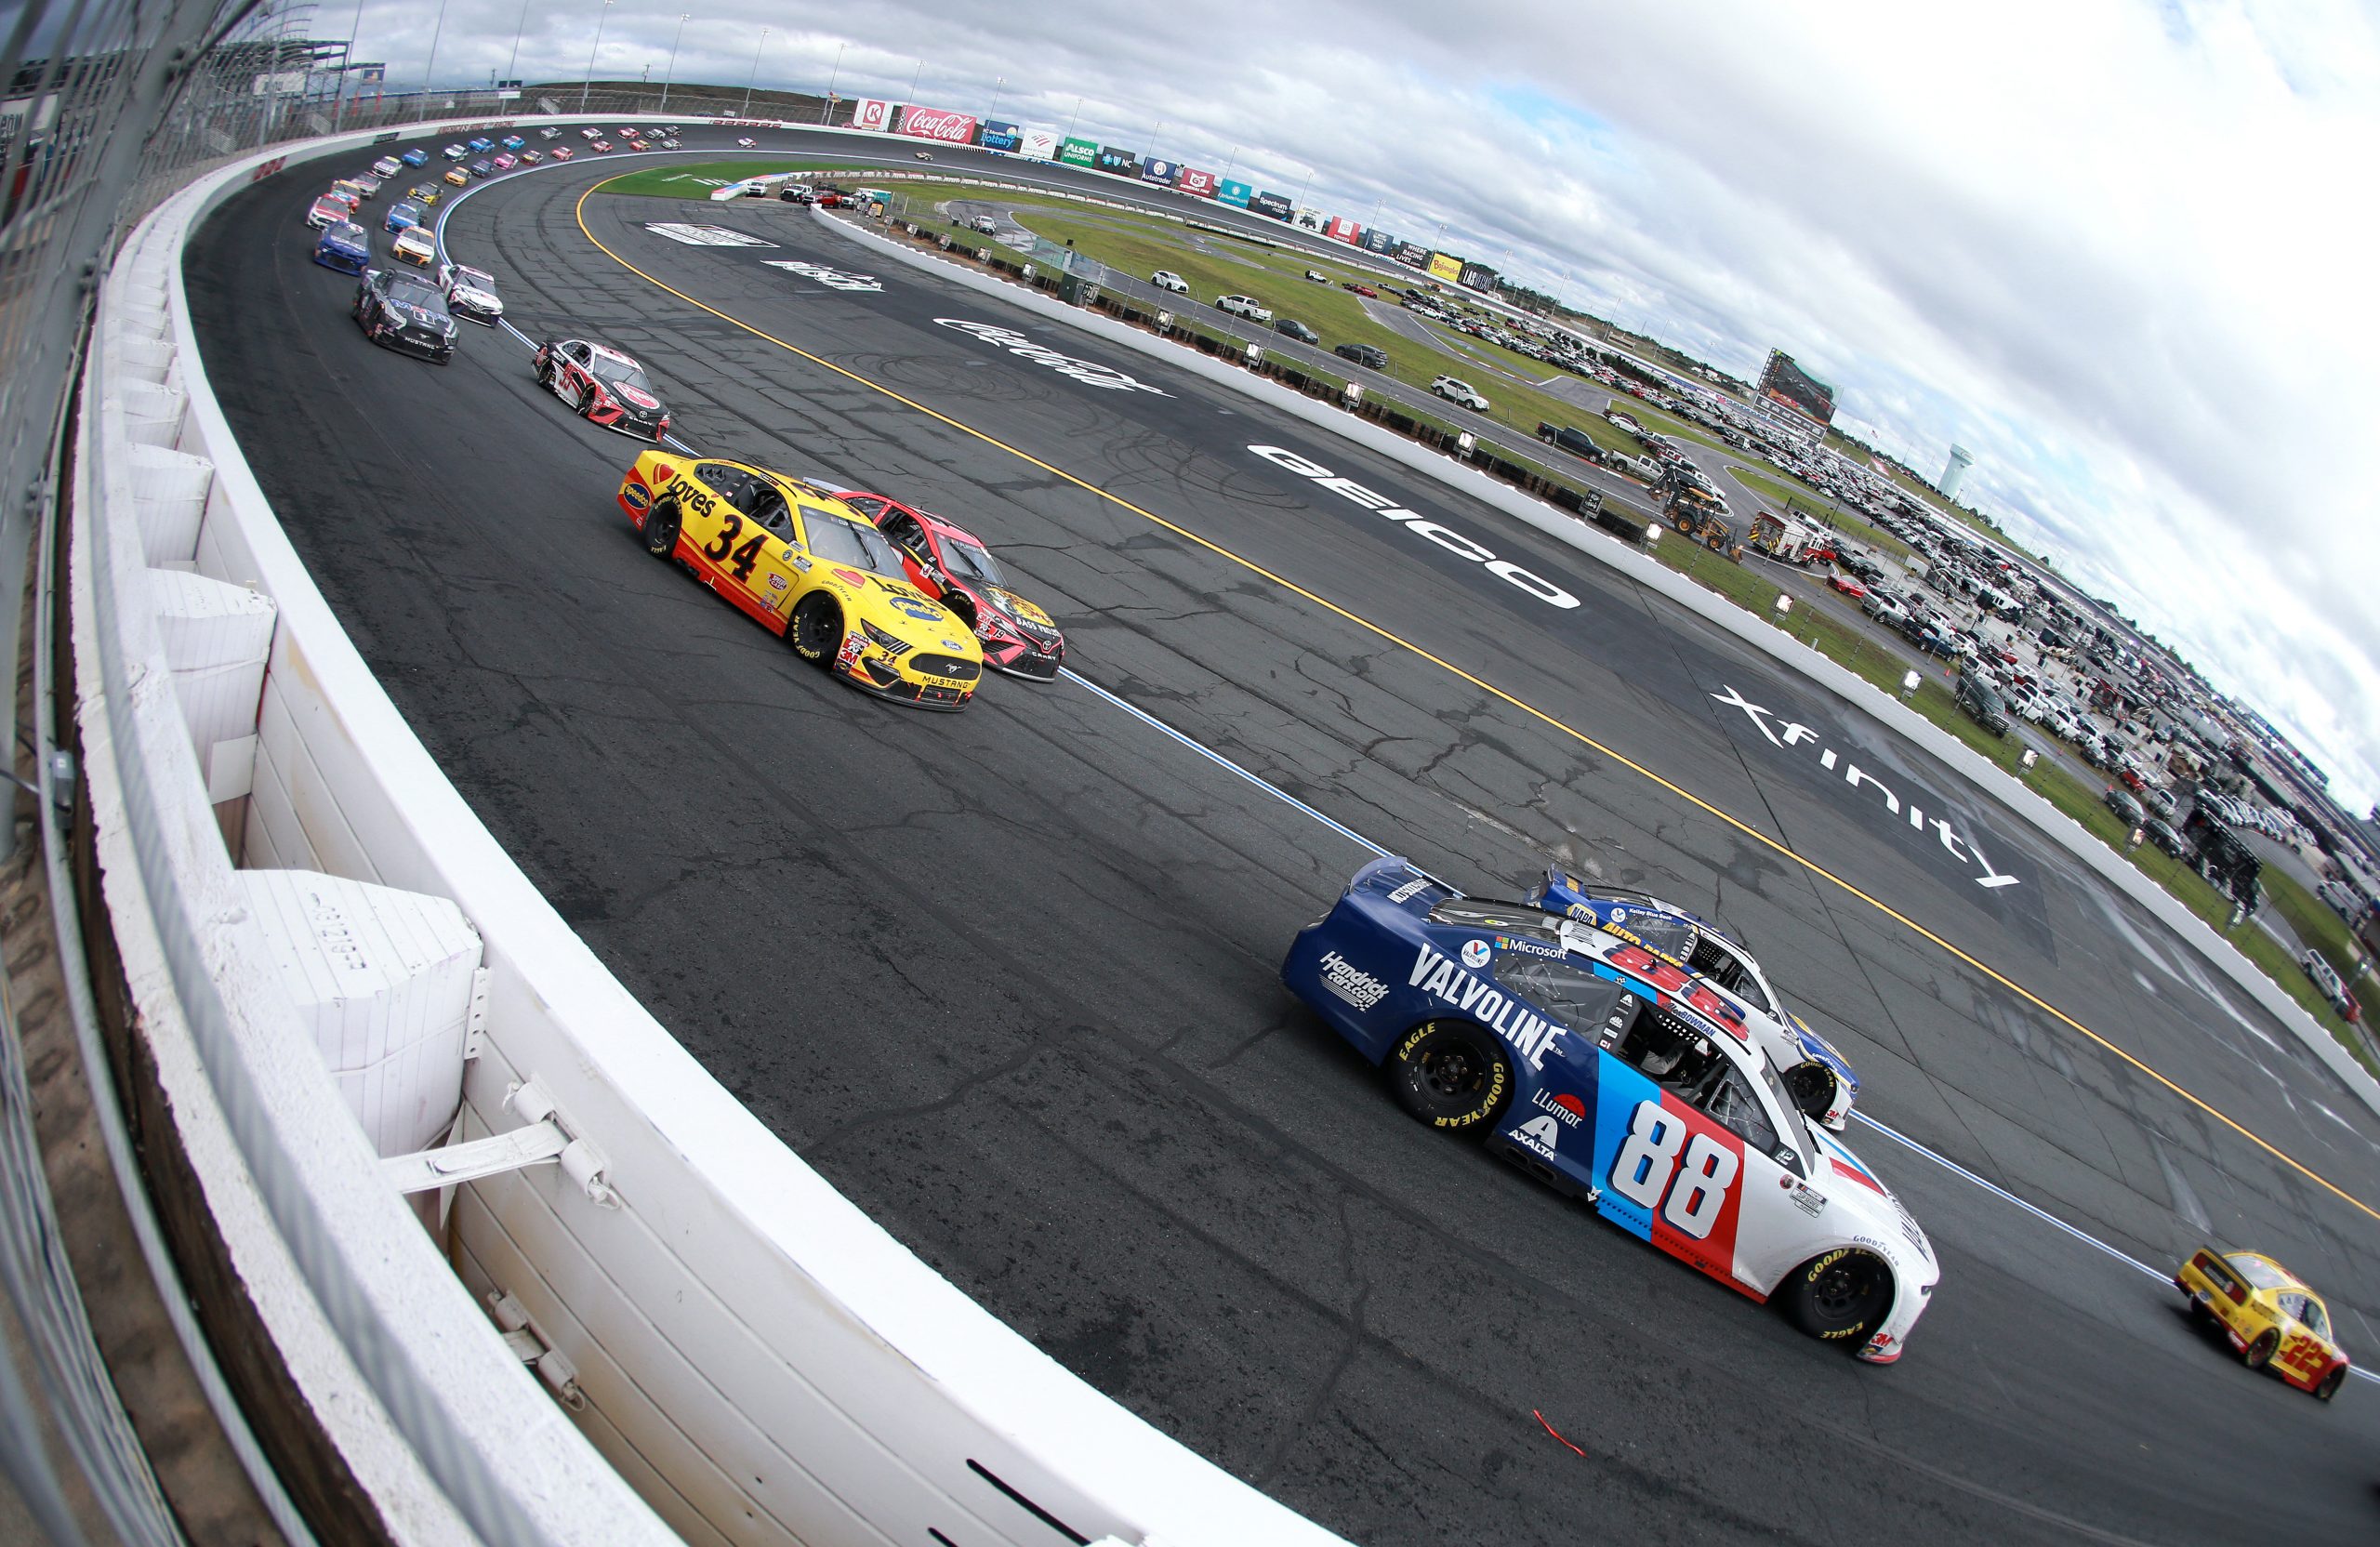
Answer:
2294, 1297, 2329, 1339
1427, 900, 1560, 944
800, 510, 906, 575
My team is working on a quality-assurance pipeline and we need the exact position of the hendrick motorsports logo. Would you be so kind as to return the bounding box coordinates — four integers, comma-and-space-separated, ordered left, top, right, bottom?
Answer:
643, 222, 777, 247
1249, 444, 1580, 610
762, 258, 881, 291
1316, 950, 1390, 1011
1709, 683, 2021, 890
934, 319, 1170, 394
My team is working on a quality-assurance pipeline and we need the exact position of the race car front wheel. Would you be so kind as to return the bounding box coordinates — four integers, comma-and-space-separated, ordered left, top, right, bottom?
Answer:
790, 594, 841, 665
2243, 1329, 2279, 1370
1387, 1020, 1509, 1130
642, 500, 681, 561
1781, 1249, 1892, 1346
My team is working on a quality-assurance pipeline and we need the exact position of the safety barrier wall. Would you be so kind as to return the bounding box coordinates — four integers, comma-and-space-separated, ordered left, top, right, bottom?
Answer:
824, 212, 2380, 1123
104, 119, 1351, 1546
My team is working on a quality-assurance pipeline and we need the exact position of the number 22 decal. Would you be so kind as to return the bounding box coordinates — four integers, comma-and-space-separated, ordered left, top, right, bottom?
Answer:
1608, 1101, 1739, 1238
699, 511, 770, 582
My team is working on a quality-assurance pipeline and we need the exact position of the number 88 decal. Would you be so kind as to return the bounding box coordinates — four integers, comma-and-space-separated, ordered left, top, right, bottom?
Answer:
1609, 1101, 1739, 1238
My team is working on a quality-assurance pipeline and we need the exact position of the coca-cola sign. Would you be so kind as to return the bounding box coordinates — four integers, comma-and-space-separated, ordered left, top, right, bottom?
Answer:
896, 104, 980, 143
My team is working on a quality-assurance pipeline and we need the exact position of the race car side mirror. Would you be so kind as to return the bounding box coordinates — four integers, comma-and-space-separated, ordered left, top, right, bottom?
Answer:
1781, 1059, 1839, 1124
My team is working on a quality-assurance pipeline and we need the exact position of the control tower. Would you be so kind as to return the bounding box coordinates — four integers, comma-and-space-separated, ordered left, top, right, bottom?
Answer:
1940, 444, 1975, 501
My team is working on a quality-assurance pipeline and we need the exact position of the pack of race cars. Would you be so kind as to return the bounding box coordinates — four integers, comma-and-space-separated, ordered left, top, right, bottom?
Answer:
287, 127, 2358, 1394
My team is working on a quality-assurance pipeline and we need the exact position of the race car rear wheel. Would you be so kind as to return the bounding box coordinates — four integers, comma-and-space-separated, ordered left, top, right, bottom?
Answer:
2314, 1364, 2347, 1401
1387, 1020, 1510, 1130
1781, 1249, 1892, 1346
2243, 1329, 2279, 1369
790, 594, 841, 665
642, 499, 681, 561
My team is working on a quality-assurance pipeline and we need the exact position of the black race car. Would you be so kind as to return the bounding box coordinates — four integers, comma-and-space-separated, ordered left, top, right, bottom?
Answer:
351, 269, 456, 363
533, 337, 671, 440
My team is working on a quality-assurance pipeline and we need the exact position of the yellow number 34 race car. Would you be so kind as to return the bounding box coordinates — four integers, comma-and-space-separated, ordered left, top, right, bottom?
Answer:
617, 452, 985, 709
2175, 1247, 2351, 1400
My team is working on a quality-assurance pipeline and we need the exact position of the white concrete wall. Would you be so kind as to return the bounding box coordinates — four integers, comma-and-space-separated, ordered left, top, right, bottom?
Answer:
103, 118, 1352, 1547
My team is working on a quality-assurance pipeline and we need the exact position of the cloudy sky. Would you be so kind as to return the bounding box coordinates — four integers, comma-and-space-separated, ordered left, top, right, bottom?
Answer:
353, 0, 2379, 810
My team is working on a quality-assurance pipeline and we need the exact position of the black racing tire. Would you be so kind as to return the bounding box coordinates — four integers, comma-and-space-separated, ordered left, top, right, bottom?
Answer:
1781, 1249, 1894, 1346
641, 499, 681, 561
535, 354, 551, 387
1387, 1020, 1510, 1130
2243, 1329, 2279, 1370
790, 593, 840, 666
2314, 1364, 2347, 1402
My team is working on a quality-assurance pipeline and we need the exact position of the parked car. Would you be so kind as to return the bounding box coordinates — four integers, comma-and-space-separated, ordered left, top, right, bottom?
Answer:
1430, 375, 1490, 411
2300, 949, 2359, 1019
2143, 817, 2188, 858
1954, 671, 2009, 736
2103, 787, 2145, 826
1273, 317, 1320, 345
1216, 294, 1273, 323
1335, 342, 1388, 370
1340, 281, 1379, 298
1537, 422, 1602, 460
1150, 270, 1189, 293
969, 214, 998, 234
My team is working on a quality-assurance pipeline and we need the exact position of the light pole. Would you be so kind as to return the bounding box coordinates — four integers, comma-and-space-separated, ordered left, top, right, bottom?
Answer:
986, 73, 1004, 125
579, 0, 613, 112
505, 0, 532, 86
417, 0, 451, 123
825, 41, 846, 122
659, 12, 690, 111
334, 0, 364, 123
907, 57, 924, 103
1219, 142, 1237, 181
1063, 94, 1083, 139
741, 26, 769, 117
1292, 165, 1315, 208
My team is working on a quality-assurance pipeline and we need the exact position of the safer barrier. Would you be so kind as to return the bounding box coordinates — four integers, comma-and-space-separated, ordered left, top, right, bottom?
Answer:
91, 118, 1351, 1546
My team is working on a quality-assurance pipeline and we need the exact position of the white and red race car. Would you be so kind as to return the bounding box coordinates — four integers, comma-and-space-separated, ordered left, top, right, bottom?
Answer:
532, 338, 671, 440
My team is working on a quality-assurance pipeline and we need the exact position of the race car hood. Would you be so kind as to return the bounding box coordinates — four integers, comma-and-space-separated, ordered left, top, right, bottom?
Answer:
837, 572, 981, 656
451, 284, 502, 311
1803, 1125, 1936, 1276
983, 586, 1057, 631
615, 384, 659, 410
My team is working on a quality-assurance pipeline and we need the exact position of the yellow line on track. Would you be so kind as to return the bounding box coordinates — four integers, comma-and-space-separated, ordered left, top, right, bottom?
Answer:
571, 186, 2380, 1225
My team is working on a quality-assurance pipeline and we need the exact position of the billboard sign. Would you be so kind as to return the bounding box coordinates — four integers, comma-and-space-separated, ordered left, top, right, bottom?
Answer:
1093, 145, 1139, 176
1141, 156, 1180, 186
1459, 262, 1499, 293
1058, 137, 1099, 167
1248, 191, 1292, 220
1359, 228, 1397, 255
1177, 166, 1218, 197
979, 120, 1022, 152
1218, 179, 1252, 207
850, 99, 896, 132
1758, 350, 1837, 425
1324, 216, 1361, 244
897, 104, 979, 143
1020, 127, 1060, 161
1395, 242, 1432, 269
1426, 252, 1464, 283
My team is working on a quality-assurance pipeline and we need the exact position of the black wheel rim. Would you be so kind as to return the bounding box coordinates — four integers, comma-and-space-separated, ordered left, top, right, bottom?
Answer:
1811, 1255, 1882, 1321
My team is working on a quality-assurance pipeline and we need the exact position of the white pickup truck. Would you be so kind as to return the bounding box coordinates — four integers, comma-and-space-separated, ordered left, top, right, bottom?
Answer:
1215, 293, 1273, 323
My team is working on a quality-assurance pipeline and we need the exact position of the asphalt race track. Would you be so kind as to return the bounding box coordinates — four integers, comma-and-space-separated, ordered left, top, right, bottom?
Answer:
181, 128, 2380, 1545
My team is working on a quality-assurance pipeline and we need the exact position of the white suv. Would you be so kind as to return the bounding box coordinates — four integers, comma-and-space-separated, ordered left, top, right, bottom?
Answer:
1216, 293, 1273, 322
1431, 375, 1490, 411
1151, 270, 1189, 294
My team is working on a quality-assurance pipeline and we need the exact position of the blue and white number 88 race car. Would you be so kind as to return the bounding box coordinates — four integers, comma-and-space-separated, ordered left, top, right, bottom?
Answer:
1281, 857, 1937, 1361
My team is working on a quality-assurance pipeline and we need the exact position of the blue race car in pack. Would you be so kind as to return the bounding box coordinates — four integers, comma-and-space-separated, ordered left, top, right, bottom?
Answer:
1527, 866, 1858, 1127
311, 218, 373, 275
401, 146, 430, 166
1282, 856, 1936, 1362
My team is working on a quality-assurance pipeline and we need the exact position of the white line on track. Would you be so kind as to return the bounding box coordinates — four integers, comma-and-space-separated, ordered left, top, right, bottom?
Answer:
417, 154, 2374, 1381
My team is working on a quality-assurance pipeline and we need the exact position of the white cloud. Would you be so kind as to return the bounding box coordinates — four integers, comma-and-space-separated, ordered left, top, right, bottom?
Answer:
358, 0, 2380, 807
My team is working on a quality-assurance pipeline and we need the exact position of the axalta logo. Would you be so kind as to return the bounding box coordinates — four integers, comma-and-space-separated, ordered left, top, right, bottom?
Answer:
935, 320, 1170, 394
1247, 446, 1580, 610
1511, 1115, 1561, 1158
1709, 684, 2022, 891
1408, 945, 1565, 1070
1316, 950, 1389, 1011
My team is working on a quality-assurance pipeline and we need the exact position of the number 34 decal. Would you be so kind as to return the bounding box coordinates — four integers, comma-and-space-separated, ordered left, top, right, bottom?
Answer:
1609, 1101, 1739, 1238
701, 510, 770, 582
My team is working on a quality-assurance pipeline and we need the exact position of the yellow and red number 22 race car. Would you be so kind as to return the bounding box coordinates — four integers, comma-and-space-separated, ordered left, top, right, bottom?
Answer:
617, 452, 985, 710
2175, 1247, 2351, 1400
